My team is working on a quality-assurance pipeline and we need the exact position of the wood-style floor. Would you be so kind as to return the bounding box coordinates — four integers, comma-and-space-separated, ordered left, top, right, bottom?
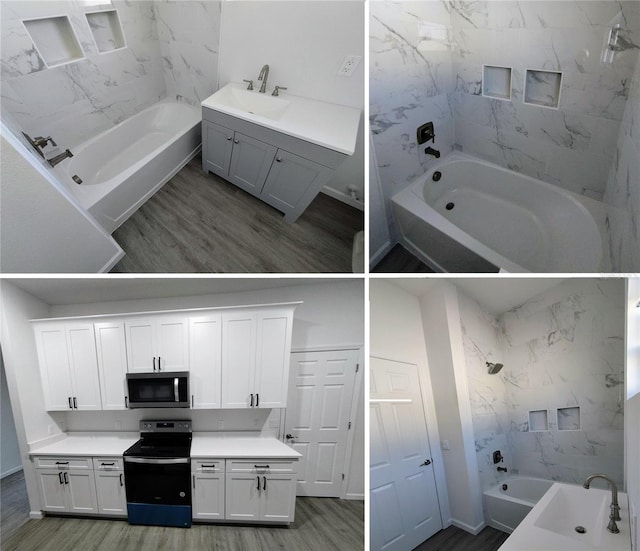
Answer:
1, 471, 363, 551
111, 155, 363, 273
1, 470, 30, 543
372, 244, 435, 273
413, 525, 509, 551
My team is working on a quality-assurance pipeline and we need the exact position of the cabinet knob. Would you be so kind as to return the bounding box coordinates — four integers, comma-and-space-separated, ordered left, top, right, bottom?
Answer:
234, 139, 239, 144
227, 136, 232, 141
276, 157, 282, 163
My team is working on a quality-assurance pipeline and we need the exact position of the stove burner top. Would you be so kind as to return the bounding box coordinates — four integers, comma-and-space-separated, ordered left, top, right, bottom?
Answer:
124, 420, 193, 459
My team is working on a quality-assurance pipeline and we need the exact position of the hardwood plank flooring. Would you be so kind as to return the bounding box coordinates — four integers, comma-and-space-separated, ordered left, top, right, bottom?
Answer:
372, 244, 435, 273
1, 470, 30, 543
111, 156, 363, 273
2, 497, 363, 551
413, 525, 509, 551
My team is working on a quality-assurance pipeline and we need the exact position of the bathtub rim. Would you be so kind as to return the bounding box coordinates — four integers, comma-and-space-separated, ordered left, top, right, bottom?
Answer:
483, 475, 554, 508
391, 151, 606, 273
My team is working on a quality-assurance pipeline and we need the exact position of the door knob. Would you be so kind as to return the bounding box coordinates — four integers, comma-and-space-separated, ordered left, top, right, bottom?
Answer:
420, 459, 432, 466
285, 434, 297, 440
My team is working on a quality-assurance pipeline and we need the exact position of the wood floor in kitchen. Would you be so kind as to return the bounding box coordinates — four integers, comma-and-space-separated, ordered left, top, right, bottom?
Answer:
110, 155, 363, 273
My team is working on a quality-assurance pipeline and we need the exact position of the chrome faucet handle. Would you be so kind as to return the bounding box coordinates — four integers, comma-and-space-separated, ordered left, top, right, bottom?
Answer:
272, 86, 287, 97
33, 135, 57, 148
243, 80, 254, 91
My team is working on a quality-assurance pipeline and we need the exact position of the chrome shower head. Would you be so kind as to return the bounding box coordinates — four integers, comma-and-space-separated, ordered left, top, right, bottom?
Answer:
486, 362, 504, 374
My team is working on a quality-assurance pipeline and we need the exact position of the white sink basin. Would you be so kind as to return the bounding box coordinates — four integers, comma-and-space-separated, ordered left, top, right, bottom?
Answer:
499, 482, 631, 551
209, 86, 290, 120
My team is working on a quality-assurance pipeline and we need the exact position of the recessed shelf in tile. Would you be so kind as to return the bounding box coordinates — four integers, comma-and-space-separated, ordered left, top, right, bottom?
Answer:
86, 10, 126, 53
23, 16, 85, 68
524, 69, 562, 109
557, 406, 580, 430
482, 65, 512, 101
528, 409, 548, 432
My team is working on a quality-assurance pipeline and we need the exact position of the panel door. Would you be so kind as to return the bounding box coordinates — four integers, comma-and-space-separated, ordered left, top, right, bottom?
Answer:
284, 349, 359, 497
189, 315, 222, 409
260, 149, 334, 222
225, 473, 261, 521
221, 312, 257, 408
94, 321, 128, 410
36, 469, 67, 512
254, 309, 293, 408
66, 323, 101, 411
95, 471, 126, 516
202, 120, 233, 178
370, 357, 442, 551
125, 319, 156, 373
260, 475, 296, 522
193, 473, 225, 520
34, 323, 73, 411
155, 316, 189, 372
227, 132, 277, 196
66, 470, 99, 514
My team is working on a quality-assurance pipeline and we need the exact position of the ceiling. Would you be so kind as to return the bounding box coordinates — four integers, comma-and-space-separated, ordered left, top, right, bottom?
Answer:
392, 277, 566, 314
3, 278, 346, 306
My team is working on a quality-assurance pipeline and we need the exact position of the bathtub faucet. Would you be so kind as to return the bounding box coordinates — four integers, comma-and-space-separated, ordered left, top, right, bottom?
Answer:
47, 149, 73, 167
583, 473, 621, 533
497, 466, 508, 472
257, 64, 270, 93
425, 146, 440, 159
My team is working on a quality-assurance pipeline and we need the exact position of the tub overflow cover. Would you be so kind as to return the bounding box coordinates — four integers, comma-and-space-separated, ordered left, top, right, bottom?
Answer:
446, 202, 455, 210
432, 171, 442, 182
575, 526, 587, 534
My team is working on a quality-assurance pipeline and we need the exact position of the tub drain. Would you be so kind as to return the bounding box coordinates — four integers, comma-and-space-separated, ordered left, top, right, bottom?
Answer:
446, 202, 455, 210
575, 526, 587, 534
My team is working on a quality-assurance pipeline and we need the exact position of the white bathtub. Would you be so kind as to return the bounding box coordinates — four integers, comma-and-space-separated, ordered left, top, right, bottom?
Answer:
54, 100, 201, 233
484, 476, 554, 533
391, 153, 606, 272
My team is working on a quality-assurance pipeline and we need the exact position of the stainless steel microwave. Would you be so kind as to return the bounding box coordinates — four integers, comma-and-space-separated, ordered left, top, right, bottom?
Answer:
126, 372, 190, 408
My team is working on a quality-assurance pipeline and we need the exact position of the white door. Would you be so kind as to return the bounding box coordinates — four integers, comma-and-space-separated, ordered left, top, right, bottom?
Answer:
255, 310, 293, 408
155, 316, 189, 372
66, 323, 102, 411
370, 357, 442, 551
221, 313, 257, 408
189, 315, 222, 409
95, 471, 126, 515
284, 349, 359, 497
94, 322, 128, 410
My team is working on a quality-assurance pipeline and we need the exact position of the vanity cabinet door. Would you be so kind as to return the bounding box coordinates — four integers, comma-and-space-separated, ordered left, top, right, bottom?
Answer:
227, 132, 277, 196
202, 120, 234, 178
260, 149, 334, 222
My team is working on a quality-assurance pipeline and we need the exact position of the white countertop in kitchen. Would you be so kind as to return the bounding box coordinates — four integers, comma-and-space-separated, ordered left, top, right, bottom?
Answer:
29, 432, 139, 457
191, 432, 301, 459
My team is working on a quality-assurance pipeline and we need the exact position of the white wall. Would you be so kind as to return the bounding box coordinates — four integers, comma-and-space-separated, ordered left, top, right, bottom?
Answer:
0, 131, 123, 272
369, 279, 451, 527
420, 282, 484, 534
218, 0, 365, 206
1, 350, 22, 478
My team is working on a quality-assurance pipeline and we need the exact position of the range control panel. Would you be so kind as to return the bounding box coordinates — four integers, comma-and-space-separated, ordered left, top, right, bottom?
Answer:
140, 420, 192, 433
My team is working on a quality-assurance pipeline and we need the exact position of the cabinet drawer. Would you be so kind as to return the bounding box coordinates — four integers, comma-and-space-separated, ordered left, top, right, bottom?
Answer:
226, 460, 296, 474
93, 457, 124, 471
34, 456, 92, 470
191, 459, 225, 473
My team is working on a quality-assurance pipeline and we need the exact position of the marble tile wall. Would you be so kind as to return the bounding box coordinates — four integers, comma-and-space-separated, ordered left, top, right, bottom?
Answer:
452, 1, 640, 199
153, 0, 221, 107
603, 53, 640, 272
1, 1, 166, 149
458, 279, 625, 491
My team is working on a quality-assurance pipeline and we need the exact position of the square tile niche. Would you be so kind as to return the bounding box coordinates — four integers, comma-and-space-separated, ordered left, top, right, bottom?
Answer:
482, 65, 512, 101
524, 69, 562, 109
23, 16, 84, 68
528, 409, 549, 432
85, 10, 126, 53
557, 406, 580, 430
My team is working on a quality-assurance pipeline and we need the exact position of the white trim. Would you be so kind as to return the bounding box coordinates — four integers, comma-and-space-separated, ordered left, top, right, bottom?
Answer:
369, 239, 393, 269
98, 248, 126, 273
320, 187, 364, 211
291, 344, 362, 353
344, 493, 364, 500
451, 518, 486, 535
1, 465, 23, 479
481, 64, 513, 101
341, 345, 363, 500
30, 511, 44, 520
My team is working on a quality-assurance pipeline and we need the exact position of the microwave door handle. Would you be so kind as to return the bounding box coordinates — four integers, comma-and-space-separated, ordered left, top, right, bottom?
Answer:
174, 377, 179, 402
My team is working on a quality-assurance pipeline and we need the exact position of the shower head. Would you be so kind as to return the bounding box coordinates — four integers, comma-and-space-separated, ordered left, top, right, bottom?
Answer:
486, 362, 504, 375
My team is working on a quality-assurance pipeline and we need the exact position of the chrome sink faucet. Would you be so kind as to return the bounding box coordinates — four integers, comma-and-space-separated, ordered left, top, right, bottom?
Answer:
583, 473, 621, 533
257, 64, 269, 93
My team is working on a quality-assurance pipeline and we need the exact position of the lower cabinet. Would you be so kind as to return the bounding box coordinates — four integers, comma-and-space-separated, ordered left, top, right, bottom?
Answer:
93, 458, 126, 516
191, 460, 225, 521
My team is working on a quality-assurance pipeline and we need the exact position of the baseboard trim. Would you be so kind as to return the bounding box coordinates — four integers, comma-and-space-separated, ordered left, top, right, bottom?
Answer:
30, 511, 43, 520
451, 519, 486, 535
321, 188, 364, 211
369, 240, 393, 269
344, 493, 364, 500
1, 465, 23, 479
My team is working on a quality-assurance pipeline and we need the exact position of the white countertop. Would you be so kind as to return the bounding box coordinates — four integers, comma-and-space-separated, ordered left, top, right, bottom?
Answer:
29, 432, 301, 460
202, 82, 361, 156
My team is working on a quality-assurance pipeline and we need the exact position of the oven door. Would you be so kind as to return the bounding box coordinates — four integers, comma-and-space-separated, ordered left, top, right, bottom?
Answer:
124, 457, 191, 527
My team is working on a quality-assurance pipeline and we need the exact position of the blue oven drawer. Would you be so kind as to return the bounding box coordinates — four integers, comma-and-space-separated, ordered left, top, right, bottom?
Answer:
127, 503, 191, 528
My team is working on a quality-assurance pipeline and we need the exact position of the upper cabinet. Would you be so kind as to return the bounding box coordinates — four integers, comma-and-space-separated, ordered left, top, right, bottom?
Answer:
189, 314, 222, 409
94, 321, 128, 411
34, 322, 102, 411
124, 316, 189, 373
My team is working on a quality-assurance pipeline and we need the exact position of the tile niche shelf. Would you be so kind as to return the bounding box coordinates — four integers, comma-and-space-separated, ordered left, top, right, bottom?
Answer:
482, 65, 512, 101
557, 406, 580, 430
85, 10, 126, 53
23, 16, 84, 68
528, 409, 549, 432
524, 69, 563, 109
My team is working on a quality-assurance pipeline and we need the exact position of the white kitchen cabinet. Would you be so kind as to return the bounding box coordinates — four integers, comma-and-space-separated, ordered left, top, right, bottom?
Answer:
34, 457, 99, 515
94, 470, 126, 516
192, 460, 225, 520
94, 321, 128, 410
221, 308, 293, 409
189, 315, 222, 409
36, 469, 68, 512
34, 322, 102, 411
125, 315, 189, 373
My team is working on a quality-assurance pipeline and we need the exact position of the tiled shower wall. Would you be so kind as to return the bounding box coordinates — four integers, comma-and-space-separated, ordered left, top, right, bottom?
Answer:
458, 279, 625, 491
604, 53, 640, 272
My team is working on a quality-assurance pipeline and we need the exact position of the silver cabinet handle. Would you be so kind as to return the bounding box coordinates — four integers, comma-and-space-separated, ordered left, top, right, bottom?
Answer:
124, 457, 189, 465
174, 378, 179, 402
125, 396, 128, 408
55, 461, 69, 465
191, 395, 194, 408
